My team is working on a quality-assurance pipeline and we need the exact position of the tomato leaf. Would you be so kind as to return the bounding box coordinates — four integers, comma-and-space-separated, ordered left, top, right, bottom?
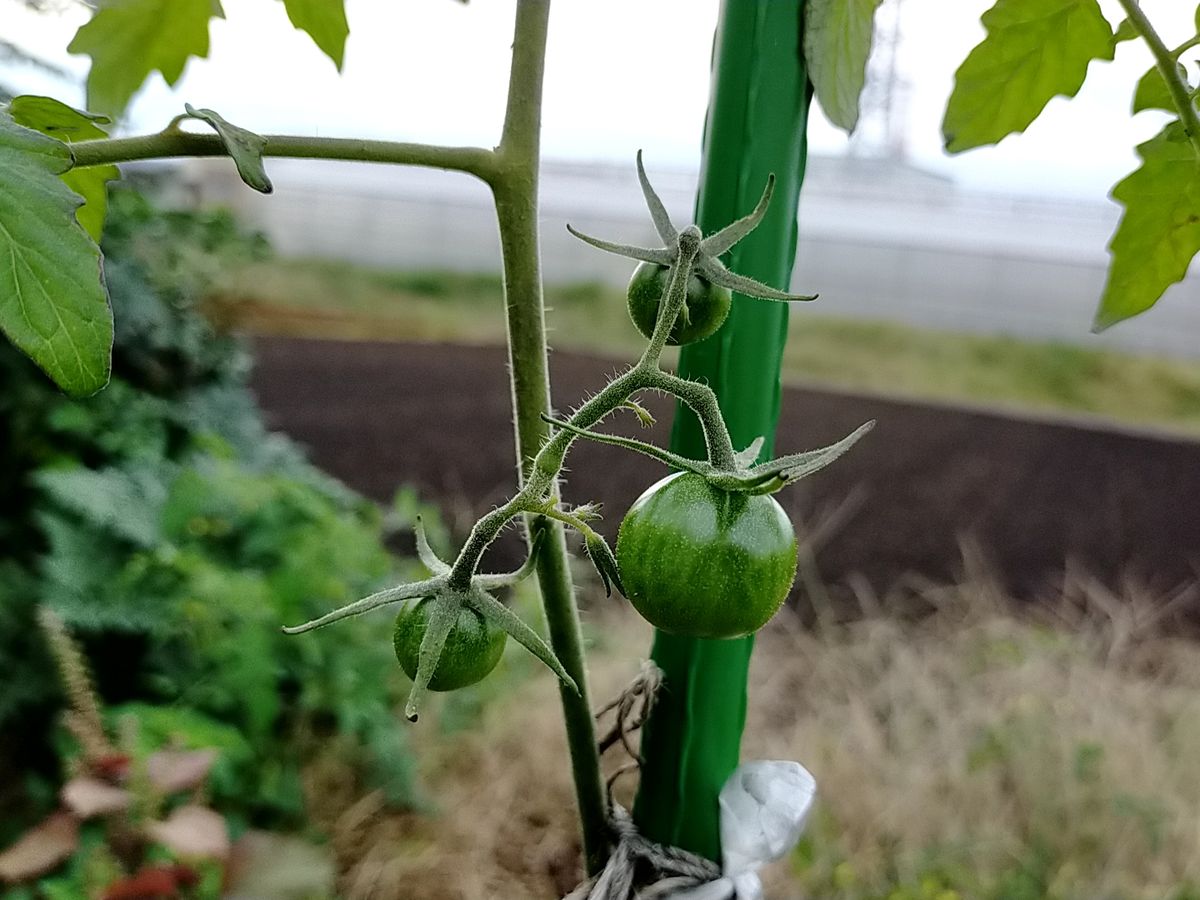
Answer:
1094, 121, 1200, 330
803, 0, 881, 132
281, 0, 349, 71
0, 813, 78, 882
8, 95, 119, 241
183, 104, 273, 193
1133, 63, 1190, 114
942, 0, 1116, 153
1113, 18, 1139, 43
68, 0, 225, 118
0, 113, 111, 397
146, 805, 230, 860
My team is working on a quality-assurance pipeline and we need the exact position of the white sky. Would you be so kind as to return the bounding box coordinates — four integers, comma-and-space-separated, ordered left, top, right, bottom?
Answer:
3, 0, 1195, 199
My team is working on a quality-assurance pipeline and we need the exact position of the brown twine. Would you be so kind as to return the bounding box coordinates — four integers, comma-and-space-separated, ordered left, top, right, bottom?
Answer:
562, 661, 724, 900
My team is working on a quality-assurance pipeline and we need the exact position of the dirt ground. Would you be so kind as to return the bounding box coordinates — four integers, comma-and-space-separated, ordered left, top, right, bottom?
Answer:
249, 337, 1200, 604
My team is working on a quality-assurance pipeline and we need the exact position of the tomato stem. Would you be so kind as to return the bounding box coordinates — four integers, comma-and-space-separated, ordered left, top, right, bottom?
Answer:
1116, 0, 1200, 157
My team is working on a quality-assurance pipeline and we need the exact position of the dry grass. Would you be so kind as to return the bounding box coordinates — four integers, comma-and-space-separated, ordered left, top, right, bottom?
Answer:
308, 573, 1200, 900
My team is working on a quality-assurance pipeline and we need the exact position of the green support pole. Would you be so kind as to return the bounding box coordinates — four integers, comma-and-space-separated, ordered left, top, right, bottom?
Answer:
633, 0, 813, 862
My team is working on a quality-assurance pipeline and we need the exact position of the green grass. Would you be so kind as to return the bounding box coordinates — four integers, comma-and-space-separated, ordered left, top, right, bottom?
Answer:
215, 259, 1200, 435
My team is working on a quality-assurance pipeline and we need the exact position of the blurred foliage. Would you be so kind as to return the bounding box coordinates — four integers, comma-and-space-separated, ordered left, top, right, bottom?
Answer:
0, 190, 427, 841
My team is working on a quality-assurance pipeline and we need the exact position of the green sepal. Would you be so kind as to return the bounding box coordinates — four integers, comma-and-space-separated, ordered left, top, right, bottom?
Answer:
403, 592, 459, 721
583, 531, 624, 598
541, 413, 707, 474
706, 421, 874, 495
732, 436, 765, 469
475, 529, 544, 590
469, 587, 579, 694
281, 574, 445, 634
414, 515, 450, 575
183, 104, 273, 193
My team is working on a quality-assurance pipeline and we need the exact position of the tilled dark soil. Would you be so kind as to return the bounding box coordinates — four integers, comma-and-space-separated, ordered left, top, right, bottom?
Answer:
250, 337, 1200, 602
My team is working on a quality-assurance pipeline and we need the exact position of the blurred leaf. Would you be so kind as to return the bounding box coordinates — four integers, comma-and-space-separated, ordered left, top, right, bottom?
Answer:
804, 0, 881, 132
1133, 63, 1189, 114
35, 465, 167, 548
146, 748, 218, 794
60, 777, 131, 819
68, 0, 225, 118
183, 104, 273, 194
281, 0, 349, 71
0, 113, 111, 396
146, 805, 229, 860
224, 831, 334, 899
8, 95, 119, 241
1094, 120, 1200, 330
0, 813, 78, 882
943, 0, 1115, 152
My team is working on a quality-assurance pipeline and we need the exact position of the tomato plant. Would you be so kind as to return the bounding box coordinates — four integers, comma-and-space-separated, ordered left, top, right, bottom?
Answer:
616, 473, 797, 639
7, 0, 1190, 887
393, 597, 506, 691
626, 262, 731, 346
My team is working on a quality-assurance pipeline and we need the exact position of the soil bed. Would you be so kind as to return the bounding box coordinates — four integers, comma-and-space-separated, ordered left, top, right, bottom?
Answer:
249, 337, 1200, 603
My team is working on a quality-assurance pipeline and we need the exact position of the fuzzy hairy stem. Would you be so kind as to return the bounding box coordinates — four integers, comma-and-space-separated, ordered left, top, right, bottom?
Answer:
488, 0, 608, 875
69, 132, 498, 182
1117, 0, 1200, 155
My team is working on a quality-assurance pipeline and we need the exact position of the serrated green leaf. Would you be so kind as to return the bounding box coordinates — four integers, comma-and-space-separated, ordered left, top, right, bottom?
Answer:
803, 0, 881, 132
1094, 121, 1200, 330
7, 95, 109, 141
1133, 63, 1189, 114
183, 104, 273, 193
282, 0, 349, 70
942, 0, 1115, 153
0, 113, 111, 396
1114, 18, 1138, 43
68, 0, 225, 118
8, 95, 120, 241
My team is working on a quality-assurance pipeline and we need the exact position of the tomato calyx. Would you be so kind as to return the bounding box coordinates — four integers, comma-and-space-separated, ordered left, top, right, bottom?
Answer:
567, 150, 819, 316
283, 519, 578, 721
541, 413, 874, 498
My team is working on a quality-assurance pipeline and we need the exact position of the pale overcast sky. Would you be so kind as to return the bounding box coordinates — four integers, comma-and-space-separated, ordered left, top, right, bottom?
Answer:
3, 0, 1195, 198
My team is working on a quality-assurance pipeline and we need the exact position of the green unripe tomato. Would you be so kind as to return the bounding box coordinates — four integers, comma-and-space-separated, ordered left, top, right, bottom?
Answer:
616, 472, 798, 639
626, 262, 732, 346
392, 597, 506, 691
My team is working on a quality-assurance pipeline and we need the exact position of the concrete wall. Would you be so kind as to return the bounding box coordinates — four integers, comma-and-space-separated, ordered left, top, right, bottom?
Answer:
180, 155, 1200, 358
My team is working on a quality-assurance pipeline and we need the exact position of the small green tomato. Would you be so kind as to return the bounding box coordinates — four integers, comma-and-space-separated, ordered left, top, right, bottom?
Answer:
626, 262, 732, 346
392, 597, 506, 691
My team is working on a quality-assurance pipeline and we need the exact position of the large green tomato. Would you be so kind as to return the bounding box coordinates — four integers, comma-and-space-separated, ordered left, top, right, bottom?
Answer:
626, 262, 732, 346
615, 472, 798, 639
392, 597, 506, 691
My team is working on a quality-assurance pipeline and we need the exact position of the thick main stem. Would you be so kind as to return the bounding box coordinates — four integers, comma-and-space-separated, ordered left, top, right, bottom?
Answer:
1117, 0, 1200, 155
491, 0, 608, 875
